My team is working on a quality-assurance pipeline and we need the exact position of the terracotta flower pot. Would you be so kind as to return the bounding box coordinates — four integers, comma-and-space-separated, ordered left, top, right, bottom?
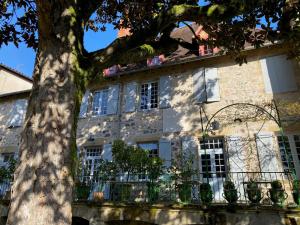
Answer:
93, 191, 104, 202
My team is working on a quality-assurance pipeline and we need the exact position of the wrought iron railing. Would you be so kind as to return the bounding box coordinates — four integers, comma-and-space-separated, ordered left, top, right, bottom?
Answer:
74, 171, 294, 206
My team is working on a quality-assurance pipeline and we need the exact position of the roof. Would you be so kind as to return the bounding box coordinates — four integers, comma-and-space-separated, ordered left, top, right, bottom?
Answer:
0, 63, 32, 83
105, 23, 202, 75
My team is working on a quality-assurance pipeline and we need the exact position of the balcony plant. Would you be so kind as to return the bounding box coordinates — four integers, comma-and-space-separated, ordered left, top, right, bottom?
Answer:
292, 179, 300, 206
246, 179, 263, 204
268, 180, 288, 207
75, 180, 91, 200
112, 140, 149, 202
199, 183, 213, 205
171, 152, 195, 204
223, 180, 239, 204
146, 157, 164, 203
93, 159, 117, 202
0, 158, 17, 198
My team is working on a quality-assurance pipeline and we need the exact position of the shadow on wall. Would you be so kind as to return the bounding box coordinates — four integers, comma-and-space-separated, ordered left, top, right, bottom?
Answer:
72, 217, 89, 225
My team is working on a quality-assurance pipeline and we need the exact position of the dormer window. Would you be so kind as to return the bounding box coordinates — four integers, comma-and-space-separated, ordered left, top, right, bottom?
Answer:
147, 56, 162, 67
203, 44, 213, 56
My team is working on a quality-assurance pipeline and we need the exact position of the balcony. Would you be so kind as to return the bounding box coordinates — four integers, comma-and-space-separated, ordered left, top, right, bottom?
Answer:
73, 171, 296, 207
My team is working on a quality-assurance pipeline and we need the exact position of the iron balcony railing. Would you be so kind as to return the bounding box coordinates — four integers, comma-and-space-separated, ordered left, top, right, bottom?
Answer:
74, 171, 294, 205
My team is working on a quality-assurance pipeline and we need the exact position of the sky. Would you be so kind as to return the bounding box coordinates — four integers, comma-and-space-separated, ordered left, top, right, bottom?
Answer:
0, 24, 117, 78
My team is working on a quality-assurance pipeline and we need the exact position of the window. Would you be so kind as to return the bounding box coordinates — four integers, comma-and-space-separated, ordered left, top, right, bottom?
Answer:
92, 89, 109, 116
83, 146, 102, 183
200, 138, 226, 178
138, 142, 159, 158
277, 136, 296, 175
140, 82, 158, 110
1, 153, 14, 164
203, 45, 213, 55
294, 135, 300, 161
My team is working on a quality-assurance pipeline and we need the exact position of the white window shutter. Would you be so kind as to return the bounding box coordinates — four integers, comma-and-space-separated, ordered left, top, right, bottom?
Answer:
79, 90, 90, 118
7, 99, 28, 128
226, 136, 245, 172
159, 76, 172, 108
205, 68, 220, 102
159, 139, 172, 168
260, 55, 297, 94
226, 136, 245, 198
102, 144, 112, 161
107, 84, 119, 115
256, 133, 281, 177
124, 82, 137, 113
182, 136, 198, 169
193, 68, 206, 103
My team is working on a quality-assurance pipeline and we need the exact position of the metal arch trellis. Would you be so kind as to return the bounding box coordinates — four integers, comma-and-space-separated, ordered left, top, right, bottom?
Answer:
199, 101, 296, 182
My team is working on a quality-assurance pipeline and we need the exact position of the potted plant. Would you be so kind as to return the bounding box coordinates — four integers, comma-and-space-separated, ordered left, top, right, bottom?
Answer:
223, 180, 239, 204
292, 179, 300, 206
171, 152, 195, 204
146, 157, 164, 203
93, 160, 116, 202
199, 183, 213, 204
75, 180, 91, 200
246, 179, 263, 204
111, 140, 149, 202
268, 180, 288, 206
0, 158, 17, 198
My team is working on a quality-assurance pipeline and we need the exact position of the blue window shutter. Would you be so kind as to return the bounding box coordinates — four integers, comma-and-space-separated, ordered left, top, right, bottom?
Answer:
205, 68, 220, 102
260, 55, 297, 94
107, 84, 119, 115
193, 68, 206, 103
79, 90, 90, 118
102, 144, 112, 161
159, 76, 172, 108
7, 99, 28, 128
256, 133, 281, 176
124, 82, 137, 112
159, 139, 172, 168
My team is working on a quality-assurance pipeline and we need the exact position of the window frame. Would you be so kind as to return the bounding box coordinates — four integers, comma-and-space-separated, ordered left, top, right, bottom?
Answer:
82, 146, 103, 183
137, 141, 159, 158
199, 138, 226, 178
91, 88, 109, 116
277, 134, 300, 179
139, 81, 159, 111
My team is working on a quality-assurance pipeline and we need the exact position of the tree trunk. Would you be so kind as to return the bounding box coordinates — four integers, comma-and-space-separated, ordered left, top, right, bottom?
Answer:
6, 3, 86, 225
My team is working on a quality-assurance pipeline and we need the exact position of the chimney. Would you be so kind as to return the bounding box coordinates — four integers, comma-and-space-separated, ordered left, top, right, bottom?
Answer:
118, 20, 131, 38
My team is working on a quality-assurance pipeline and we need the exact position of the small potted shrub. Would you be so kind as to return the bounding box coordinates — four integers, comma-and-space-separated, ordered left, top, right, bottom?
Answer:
223, 180, 239, 204
75, 181, 91, 200
246, 180, 263, 204
93, 160, 116, 202
292, 180, 300, 206
112, 140, 149, 202
268, 180, 288, 206
171, 152, 195, 204
146, 157, 164, 203
199, 183, 213, 204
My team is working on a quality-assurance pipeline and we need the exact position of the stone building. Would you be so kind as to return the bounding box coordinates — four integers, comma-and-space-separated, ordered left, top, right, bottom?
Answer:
0, 25, 300, 224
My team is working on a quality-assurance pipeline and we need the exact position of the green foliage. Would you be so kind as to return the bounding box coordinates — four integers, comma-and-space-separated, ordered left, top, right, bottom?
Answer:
146, 157, 164, 181
271, 180, 283, 189
112, 140, 149, 179
170, 152, 196, 182
199, 183, 213, 204
0, 158, 17, 183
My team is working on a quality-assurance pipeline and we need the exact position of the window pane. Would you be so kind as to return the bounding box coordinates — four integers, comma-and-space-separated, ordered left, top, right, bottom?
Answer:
138, 142, 159, 158
150, 82, 158, 108
140, 83, 149, 109
278, 136, 296, 175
